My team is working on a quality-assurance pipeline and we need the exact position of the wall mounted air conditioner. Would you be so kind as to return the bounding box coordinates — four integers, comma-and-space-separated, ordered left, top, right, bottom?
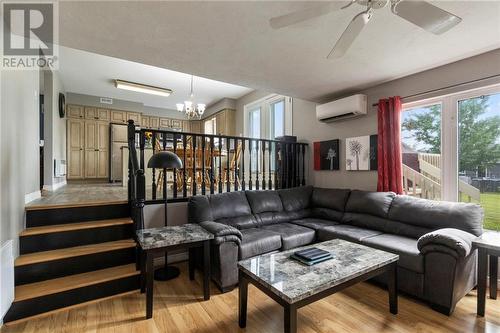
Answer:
316, 94, 367, 122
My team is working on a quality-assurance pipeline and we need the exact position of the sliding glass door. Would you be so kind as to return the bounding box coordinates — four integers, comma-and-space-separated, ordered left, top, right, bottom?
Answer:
402, 85, 500, 230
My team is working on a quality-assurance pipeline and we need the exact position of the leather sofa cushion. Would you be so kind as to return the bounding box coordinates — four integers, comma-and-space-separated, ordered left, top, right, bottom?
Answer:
239, 228, 282, 259
291, 218, 339, 230
361, 234, 424, 273
345, 190, 395, 218
188, 195, 213, 223
246, 190, 283, 214
261, 223, 316, 250
317, 225, 383, 242
311, 207, 343, 222
278, 186, 313, 212
342, 212, 430, 239
311, 188, 351, 212
389, 195, 483, 236
217, 215, 259, 230
209, 191, 252, 220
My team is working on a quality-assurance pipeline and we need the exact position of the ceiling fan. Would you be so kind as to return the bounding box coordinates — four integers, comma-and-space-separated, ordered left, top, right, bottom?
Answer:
269, 0, 462, 59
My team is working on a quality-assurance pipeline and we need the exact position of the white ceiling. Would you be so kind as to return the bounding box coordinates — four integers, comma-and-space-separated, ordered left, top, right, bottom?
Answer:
58, 46, 253, 109
58, 1, 500, 102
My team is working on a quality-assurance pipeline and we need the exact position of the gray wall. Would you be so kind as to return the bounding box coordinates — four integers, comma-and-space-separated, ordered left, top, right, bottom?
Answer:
235, 49, 500, 191
1, 69, 40, 256
66, 92, 185, 119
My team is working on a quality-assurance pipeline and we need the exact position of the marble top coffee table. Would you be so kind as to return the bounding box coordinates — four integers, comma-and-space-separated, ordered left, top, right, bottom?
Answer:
136, 224, 214, 319
237, 239, 399, 333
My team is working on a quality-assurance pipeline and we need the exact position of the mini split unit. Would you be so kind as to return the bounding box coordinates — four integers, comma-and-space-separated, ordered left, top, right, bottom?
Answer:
316, 94, 367, 122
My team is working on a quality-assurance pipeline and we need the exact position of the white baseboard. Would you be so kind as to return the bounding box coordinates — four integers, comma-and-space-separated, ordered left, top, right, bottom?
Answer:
0, 240, 14, 322
24, 190, 41, 204
43, 179, 66, 192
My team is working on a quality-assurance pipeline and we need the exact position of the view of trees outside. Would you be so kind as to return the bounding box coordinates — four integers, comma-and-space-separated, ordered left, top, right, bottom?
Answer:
401, 94, 500, 229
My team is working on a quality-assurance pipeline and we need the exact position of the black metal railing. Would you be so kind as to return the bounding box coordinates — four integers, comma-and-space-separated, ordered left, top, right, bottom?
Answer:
127, 120, 145, 231
127, 120, 308, 205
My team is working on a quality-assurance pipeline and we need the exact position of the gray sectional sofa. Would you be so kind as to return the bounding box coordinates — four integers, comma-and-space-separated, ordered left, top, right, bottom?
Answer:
188, 186, 483, 315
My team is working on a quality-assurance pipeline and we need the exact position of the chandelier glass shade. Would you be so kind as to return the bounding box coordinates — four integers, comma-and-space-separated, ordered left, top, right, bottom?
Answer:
177, 76, 206, 119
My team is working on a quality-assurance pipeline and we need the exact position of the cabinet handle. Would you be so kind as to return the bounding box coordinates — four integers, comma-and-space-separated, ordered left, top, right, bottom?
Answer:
95, 149, 99, 151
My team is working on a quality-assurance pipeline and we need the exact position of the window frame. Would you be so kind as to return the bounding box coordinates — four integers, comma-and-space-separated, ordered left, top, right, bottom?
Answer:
243, 94, 292, 140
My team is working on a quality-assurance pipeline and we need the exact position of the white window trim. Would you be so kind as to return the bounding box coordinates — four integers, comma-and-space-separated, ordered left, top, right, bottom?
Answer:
403, 82, 500, 202
243, 94, 292, 139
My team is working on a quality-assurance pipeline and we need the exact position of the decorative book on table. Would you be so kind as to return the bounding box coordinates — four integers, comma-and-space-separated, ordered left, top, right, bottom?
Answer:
291, 247, 333, 266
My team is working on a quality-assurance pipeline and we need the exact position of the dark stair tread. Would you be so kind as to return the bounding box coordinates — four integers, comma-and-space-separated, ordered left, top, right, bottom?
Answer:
14, 264, 139, 302
15, 239, 136, 267
20, 218, 133, 236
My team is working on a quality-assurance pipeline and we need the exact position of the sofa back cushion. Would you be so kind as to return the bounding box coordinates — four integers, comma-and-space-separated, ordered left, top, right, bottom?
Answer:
187, 195, 213, 223
246, 190, 283, 214
388, 195, 484, 236
278, 185, 313, 212
311, 188, 350, 222
345, 190, 395, 218
208, 191, 258, 229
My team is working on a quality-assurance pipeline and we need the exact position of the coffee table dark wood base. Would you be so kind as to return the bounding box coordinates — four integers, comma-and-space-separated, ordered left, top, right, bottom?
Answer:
239, 262, 398, 333
140, 239, 210, 319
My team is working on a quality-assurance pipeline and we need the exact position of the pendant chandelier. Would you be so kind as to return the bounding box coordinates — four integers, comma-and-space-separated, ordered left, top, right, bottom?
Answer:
176, 75, 206, 119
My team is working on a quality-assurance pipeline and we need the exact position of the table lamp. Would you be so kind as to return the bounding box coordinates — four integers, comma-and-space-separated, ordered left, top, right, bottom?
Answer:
147, 150, 183, 281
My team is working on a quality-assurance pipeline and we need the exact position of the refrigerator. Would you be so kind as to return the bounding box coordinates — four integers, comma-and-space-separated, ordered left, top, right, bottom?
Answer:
110, 124, 128, 182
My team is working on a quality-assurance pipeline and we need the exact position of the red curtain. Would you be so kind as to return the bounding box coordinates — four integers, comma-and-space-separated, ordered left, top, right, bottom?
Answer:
377, 96, 403, 194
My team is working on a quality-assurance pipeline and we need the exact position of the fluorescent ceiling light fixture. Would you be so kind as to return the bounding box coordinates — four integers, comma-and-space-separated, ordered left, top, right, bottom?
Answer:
114, 79, 172, 97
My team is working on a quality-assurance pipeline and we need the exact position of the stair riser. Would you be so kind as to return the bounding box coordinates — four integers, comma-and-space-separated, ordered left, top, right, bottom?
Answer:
3, 275, 139, 323
20, 224, 134, 254
26, 204, 131, 227
15, 248, 137, 286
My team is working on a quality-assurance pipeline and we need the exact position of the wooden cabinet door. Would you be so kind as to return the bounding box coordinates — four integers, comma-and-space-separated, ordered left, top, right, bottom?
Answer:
190, 121, 202, 133
111, 110, 127, 124
141, 116, 150, 128
171, 119, 182, 129
97, 108, 110, 121
159, 118, 171, 128
126, 112, 141, 125
182, 120, 190, 132
85, 121, 98, 150
84, 107, 98, 120
97, 121, 109, 178
84, 150, 98, 178
150, 117, 160, 128
67, 119, 85, 179
67, 105, 84, 119
97, 121, 109, 151
216, 112, 226, 135
97, 150, 109, 178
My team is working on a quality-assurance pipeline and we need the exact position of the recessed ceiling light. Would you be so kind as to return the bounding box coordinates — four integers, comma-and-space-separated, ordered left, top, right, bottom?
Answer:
114, 79, 172, 97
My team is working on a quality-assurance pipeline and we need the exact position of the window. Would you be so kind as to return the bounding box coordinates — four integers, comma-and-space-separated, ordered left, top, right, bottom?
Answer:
248, 107, 261, 139
270, 99, 285, 139
402, 85, 500, 229
244, 94, 292, 140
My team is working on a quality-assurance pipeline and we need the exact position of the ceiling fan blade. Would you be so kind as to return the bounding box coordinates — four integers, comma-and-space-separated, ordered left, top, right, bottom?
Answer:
270, 2, 349, 29
391, 0, 462, 35
327, 11, 371, 59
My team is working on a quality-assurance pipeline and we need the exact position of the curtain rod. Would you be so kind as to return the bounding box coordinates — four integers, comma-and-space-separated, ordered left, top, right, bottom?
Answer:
371, 73, 500, 107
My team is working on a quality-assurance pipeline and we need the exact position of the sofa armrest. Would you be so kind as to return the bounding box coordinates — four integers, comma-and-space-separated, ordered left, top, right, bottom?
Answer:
417, 228, 476, 258
199, 221, 242, 245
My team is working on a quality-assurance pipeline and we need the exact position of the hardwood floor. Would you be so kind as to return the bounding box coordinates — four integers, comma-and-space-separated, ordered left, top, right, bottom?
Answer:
3, 262, 500, 333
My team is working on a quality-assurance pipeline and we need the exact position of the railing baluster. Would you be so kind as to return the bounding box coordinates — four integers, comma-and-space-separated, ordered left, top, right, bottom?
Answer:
241, 139, 246, 191
218, 138, 222, 193
192, 135, 197, 196
173, 133, 178, 198
292, 144, 296, 187
152, 132, 157, 200
226, 137, 231, 192
201, 136, 206, 195
162, 133, 167, 200
284, 143, 289, 189
262, 140, 266, 190
234, 139, 239, 192
302, 144, 306, 186
249, 140, 253, 190
256, 141, 260, 190
210, 137, 215, 194
268, 141, 272, 190
139, 131, 145, 171
183, 134, 187, 198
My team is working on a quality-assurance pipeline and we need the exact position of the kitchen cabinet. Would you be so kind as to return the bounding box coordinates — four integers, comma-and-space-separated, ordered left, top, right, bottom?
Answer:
111, 110, 127, 124
67, 119, 85, 179
159, 117, 171, 128
215, 109, 235, 135
67, 105, 84, 119
126, 112, 141, 125
190, 120, 202, 134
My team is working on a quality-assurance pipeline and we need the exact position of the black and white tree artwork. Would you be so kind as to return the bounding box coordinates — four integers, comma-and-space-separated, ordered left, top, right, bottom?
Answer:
314, 139, 340, 170
326, 148, 337, 170
346, 136, 370, 171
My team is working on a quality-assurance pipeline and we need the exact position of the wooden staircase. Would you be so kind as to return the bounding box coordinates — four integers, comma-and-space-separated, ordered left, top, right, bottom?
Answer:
3, 203, 140, 323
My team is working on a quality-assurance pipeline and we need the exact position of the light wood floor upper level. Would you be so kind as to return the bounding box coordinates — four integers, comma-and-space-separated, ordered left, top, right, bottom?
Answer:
2, 262, 500, 333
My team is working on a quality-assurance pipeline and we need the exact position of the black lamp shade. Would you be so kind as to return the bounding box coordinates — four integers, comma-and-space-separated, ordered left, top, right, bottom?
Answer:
147, 151, 183, 169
